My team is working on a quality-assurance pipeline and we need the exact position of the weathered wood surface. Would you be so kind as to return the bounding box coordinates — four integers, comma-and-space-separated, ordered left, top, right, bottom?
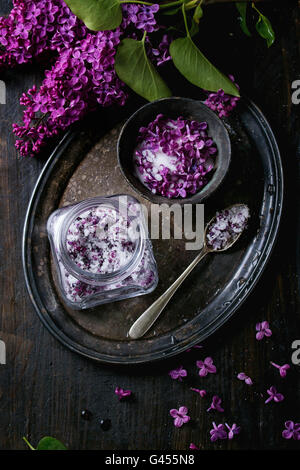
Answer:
0, 0, 299, 450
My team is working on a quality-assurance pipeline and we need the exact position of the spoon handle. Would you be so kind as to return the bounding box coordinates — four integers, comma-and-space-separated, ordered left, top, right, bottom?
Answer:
128, 247, 209, 340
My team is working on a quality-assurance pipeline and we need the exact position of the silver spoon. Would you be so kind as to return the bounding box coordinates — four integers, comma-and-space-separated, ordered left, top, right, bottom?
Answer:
128, 204, 249, 340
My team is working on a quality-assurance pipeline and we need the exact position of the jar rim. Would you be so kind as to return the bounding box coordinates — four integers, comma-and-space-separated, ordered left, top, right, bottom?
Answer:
58, 195, 146, 286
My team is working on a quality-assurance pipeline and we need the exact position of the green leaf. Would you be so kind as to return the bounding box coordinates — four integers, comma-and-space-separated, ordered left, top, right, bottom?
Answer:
63, 0, 122, 31
36, 437, 67, 450
170, 36, 240, 96
255, 12, 275, 47
236, 2, 251, 37
193, 4, 203, 24
115, 38, 172, 102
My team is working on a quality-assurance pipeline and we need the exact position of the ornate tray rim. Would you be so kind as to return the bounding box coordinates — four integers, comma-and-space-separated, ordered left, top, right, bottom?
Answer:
22, 98, 284, 364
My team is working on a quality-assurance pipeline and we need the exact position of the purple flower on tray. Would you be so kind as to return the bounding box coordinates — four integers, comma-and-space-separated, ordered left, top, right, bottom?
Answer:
196, 357, 217, 377
170, 406, 190, 428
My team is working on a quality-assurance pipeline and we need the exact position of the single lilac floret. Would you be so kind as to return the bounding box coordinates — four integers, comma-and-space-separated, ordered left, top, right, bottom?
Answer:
270, 361, 290, 377
207, 395, 224, 413
225, 423, 241, 440
209, 422, 227, 442
190, 388, 206, 397
170, 406, 190, 428
169, 366, 187, 381
196, 357, 217, 377
115, 387, 132, 400
256, 321, 272, 341
237, 372, 253, 385
265, 386, 284, 404
282, 421, 300, 440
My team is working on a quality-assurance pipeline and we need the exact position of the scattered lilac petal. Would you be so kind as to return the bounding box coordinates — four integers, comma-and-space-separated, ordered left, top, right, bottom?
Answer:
207, 395, 224, 413
189, 443, 200, 450
168, 366, 187, 381
270, 361, 290, 378
190, 388, 207, 398
282, 421, 300, 440
225, 423, 241, 440
256, 321, 272, 341
170, 406, 190, 428
237, 372, 253, 385
196, 357, 217, 377
115, 387, 132, 401
209, 422, 227, 442
265, 386, 284, 404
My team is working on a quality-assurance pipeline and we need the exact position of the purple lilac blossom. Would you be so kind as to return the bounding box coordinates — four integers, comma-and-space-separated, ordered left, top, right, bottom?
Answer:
169, 406, 190, 428
0, 0, 87, 68
6, 1, 164, 156
189, 443, 200, 450
168, 366, 187, 381
134, 114, 217, 198
196, 357, 217, 377
265, 386, 284, 404
256, 321, 272, 341
13, 29, 127, 156
115, 387, 132, 400
270, 362, 290, 377
282, 421, 300, 440
206, 204, 250, 251
204, 75, 240, 118
207, 395, 224, 413
209, 422, 227, 442
190, 388, 207, 397
121, 3, 160, 33
147, 34, 172, 66
237, 372, 253, 385
225, 423, 241, 440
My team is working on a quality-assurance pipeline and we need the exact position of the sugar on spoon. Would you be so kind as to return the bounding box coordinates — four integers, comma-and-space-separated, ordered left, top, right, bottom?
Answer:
128, 204, 250, 340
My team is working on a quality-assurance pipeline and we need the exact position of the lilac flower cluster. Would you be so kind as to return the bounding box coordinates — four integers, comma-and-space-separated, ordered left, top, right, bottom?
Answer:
3, 0, 164, 156
147, 34, 172, 67
121, 3, 160, 33
0, 0, 86, 68
134, 114, 217, 198
13, 29, 127, 156
204, 75, 240, 118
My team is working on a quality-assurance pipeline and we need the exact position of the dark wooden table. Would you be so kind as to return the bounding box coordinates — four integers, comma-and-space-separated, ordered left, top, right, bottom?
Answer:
0, 0, 299, 451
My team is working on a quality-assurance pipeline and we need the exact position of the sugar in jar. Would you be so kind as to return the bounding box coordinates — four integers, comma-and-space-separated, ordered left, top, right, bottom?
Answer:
47, 194, 158, 310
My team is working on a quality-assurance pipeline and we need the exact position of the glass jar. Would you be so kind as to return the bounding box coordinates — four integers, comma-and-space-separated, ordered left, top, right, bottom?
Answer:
47, 194, 158, 310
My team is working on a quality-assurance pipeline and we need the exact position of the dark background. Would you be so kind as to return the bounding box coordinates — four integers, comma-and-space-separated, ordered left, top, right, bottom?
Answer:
0, 0, 299, 450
